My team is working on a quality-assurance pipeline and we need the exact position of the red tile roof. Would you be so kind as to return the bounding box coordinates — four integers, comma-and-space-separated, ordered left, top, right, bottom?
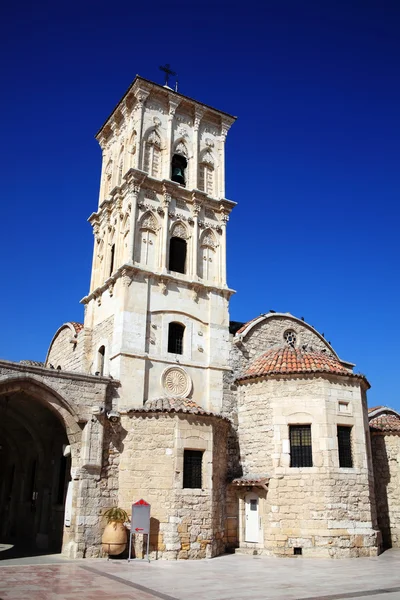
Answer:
70, 322, 84, 334
232, 476, 269, 487
235, 316, 262, 335
368, 406, 384, 413
237, 346, 367, 384
370, 413, 400, 433
128, 397, 229, 420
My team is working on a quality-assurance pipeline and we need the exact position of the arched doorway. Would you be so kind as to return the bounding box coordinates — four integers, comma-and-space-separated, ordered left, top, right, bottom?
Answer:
0, 384, 73, 558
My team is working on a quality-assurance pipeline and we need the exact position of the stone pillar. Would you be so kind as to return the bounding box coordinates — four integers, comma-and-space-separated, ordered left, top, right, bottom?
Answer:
192, 109, 204, 190
134, 89, 150, 170
164, 98, 181, 180
192, 197, 201, 279
218, 122, 229, 199
127, 183, 140, 263
161, 188, 172, 271
219, 206, 229, 286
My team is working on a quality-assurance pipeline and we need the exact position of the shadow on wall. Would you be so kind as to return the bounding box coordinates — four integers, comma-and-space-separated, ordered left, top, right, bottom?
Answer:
372, 435, 392, 550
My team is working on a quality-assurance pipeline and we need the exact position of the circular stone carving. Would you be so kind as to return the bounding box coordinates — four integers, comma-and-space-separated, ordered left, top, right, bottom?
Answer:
162, 367, 192, 399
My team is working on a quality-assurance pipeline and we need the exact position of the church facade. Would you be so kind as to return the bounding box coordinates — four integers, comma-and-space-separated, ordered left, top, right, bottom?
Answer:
1, 76, 399, 560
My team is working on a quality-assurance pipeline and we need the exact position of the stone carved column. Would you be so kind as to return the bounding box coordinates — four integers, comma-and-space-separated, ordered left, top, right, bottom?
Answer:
192, 198, 201, 279
192, 109, 204, 190
134, 90, 150, 170
219, 207, 229, 285
219, 122, 229, 199
161, 189, 172, 271
127, 183, 140, 263
165, 98, 181, 180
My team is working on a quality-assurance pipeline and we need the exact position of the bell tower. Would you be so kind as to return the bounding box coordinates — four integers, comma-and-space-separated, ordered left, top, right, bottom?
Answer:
82, 75, 236, 411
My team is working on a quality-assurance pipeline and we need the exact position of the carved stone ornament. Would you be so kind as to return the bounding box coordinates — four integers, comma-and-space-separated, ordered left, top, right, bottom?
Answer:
159, 278, 168, 295
161, 366, 192, 399
201, 151, 214, 167
147, 129, 161, 148
205, 138, 214, 148
140, 212, 158, 231
175, 141, 188, 158
171, 222, 188, 239
201, 232, 217, 249
153, 116, 161, 127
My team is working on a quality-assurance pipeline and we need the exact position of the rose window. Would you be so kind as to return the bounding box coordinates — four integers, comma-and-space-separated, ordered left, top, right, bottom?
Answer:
284, 329, 297, 347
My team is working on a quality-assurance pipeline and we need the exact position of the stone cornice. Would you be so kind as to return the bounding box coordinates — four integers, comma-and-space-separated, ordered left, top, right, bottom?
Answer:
80, 262, 235, 305
95, 75, 236, 141
109, 352, 231, 373
0, 359, 119, 386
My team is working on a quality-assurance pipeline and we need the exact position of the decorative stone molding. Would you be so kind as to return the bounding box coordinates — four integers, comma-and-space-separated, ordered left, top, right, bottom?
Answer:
161, 366, 192, 399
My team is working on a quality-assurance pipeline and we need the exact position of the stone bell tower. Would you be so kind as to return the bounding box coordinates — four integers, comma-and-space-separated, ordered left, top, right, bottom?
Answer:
81, 75, 236, 411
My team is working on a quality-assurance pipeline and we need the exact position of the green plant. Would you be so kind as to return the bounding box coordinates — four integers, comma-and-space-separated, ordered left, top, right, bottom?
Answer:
103, 507, 129, 524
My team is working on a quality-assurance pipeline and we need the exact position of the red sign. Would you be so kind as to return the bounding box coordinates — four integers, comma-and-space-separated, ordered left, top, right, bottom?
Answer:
133, 499, 150, 506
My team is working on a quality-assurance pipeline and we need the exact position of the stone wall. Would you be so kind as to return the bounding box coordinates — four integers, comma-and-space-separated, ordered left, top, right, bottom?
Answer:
118, 411, 229, 559
235, 375, 380, 557
371, 432, 400, 548
46, 325, 86, 373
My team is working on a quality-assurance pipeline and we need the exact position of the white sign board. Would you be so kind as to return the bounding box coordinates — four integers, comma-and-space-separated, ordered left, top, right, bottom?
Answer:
131, 499, 151, 535
128, 499, 151, 562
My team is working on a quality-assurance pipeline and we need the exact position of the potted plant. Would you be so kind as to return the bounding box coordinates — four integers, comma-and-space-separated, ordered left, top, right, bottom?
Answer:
101, 507, 129, 556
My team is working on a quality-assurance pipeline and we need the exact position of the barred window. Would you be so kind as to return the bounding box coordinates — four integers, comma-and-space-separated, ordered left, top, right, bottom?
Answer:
337, 426, 353, 468
289, 425, 313, 467
183, 450, 203, 488
168, 322, 185, 355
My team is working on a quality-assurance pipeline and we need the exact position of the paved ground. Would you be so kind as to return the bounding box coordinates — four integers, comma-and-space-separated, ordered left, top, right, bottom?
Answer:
2, 550, 400, 599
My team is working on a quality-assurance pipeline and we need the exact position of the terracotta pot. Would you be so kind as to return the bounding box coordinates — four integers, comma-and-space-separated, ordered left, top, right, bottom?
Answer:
102, 521, 127, 556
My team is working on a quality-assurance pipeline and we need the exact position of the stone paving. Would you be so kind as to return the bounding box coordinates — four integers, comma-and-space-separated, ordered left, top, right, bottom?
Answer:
2, 550, 400, 599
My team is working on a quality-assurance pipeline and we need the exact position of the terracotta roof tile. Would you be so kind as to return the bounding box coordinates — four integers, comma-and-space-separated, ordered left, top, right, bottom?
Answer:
235, 316, 262, 335
237, 346, 368, 384
70, 322, 84, 334
368, 405, 384, 413
370, 412, 400, 433
127, 397, 229, 420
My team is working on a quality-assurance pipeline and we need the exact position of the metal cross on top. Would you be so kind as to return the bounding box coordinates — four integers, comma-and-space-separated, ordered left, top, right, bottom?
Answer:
159, 63, 177, 88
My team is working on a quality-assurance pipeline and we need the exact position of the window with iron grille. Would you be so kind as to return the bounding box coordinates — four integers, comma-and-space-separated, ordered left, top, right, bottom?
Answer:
183, 450, 203, 488
337, 426, 353, 468
168, 322, 185, 354
289, 425, 313, 467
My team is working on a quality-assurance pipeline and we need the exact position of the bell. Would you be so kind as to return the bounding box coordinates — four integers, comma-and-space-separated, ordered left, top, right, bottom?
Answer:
172, 166, 185, 185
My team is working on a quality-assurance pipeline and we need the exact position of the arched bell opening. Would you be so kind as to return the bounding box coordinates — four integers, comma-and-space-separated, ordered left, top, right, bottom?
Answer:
171, 154, 187, 186
0, 383, 76, 559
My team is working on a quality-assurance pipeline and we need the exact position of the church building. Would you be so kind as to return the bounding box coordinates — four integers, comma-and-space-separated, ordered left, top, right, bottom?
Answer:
1, 74, 399, 560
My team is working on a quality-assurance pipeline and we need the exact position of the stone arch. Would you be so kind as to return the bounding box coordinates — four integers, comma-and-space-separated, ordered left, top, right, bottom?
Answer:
127, 129, 137, 168
138, 211, 159, 268
199, 229, 217, 281
0, 376, 82, 449
140, 210, 159, 232
0, 375, 79, 555
170, 220, 189, 240
46, 322, 82, 367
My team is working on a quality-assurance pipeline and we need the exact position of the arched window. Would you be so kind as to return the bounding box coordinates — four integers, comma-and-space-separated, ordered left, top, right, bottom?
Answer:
139, 212, 158, 268
199, 230, 217, 281
171, 154, 187, 186
104, 160, 113, 196
128, 130, 137, 168
143, 129, 161, 178
97, 345, 105, 376
168, 322, 185, 355
109, 244, 115, 276
199, 151, 215, 196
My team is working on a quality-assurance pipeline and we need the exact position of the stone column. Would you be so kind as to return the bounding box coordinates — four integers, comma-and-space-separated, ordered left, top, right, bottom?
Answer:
219, 206, 229, 285
127, 183, 140, 263
133, 90, 150, 170
192, 197, 201, 279
192, 109, 204, 190
164, 98, 181, 180
161, 188, 172, 271
218, 122, 229, 199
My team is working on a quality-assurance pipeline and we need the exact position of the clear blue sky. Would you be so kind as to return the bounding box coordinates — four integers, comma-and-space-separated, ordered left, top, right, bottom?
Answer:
1, 1, 399, 409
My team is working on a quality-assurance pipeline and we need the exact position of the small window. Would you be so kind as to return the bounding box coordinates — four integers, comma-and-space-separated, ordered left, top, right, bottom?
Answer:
284, 329, 297, 347
109, 244, 115, 276
289, 425, 312, 467
169, 237, 187, 274
338, 426, 353, 468
168, 322, 184, 355
183, 450, 203, 488
171, 154, 187, 186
